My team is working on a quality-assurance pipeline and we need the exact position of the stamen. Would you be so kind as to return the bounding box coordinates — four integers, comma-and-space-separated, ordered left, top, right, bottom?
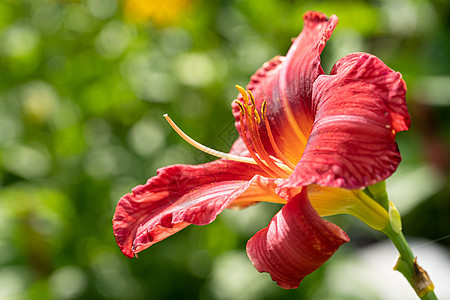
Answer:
234, 100, 246, 117
234, 87, 291, 177
243, 103, 290, 178
235, 106, 281, 178
235, 85, 252, 115
261, 101, 296, 170
248, 90, 256, 107
235, 85, 249, 103
247, 90, 261, 124
164, 92, 293, 176
163, 114, 257, 165
261, 100, 267, 119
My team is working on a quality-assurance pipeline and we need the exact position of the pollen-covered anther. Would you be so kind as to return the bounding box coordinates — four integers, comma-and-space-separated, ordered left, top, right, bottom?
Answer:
235, 85, 261, 124
234, 86, 292, 179
247, 90, 261, 124
234, 99, 246, 117
261, 101, 267, 121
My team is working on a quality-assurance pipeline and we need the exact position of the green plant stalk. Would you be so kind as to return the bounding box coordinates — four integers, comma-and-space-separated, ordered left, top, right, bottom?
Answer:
383, 225, 438, 300
365, 182, 437, 299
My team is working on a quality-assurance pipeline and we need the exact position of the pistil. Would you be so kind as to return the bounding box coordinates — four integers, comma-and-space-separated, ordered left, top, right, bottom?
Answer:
164, 114, 254, 164
162, 85, 297, 177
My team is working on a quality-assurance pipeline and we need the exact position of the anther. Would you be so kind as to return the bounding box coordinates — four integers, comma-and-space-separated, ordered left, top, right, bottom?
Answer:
247, 90, 261, 124
235, 85, 249, 103
261, 101, 267, 121
248, 90, 256, 107
234, 100, 246, 116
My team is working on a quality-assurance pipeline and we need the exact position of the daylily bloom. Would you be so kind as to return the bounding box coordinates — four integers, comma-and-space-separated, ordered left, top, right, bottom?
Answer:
113, 11, 411, 289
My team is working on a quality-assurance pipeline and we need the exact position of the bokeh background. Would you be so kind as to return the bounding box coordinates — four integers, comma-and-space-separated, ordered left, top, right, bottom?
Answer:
1, 0, 449, 299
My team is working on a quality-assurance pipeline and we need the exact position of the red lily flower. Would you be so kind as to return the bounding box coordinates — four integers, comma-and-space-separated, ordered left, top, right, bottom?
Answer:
113, 11, 410, 289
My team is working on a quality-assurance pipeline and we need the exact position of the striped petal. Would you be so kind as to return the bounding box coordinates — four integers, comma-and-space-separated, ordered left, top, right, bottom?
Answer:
232, 11, 338, 164
282, 53, 410, 190
113, 155, 281, 258
246, 189, 349, 289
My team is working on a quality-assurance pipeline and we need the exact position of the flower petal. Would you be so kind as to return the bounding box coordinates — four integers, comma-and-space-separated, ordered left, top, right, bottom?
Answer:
232, 56, 284, 157
277, 11, 338, 141
246, 189, 349, 289
282, 53, 411, 190
232, 11, 338, 163
113, 157, 279, 258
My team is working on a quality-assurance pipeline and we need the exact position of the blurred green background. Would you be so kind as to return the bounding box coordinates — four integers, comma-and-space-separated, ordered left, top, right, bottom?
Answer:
1, 0, 449, 299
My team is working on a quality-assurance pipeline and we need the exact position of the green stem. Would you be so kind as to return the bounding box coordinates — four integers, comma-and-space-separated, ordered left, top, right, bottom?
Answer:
367, 183, 438, 299
383, 225, 438, 300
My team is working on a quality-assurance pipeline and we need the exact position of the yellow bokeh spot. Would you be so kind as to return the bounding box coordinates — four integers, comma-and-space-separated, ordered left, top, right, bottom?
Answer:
123, 0, 192, 26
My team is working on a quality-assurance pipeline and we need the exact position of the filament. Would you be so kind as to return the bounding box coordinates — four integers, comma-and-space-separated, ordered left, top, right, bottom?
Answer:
163, 113, 292, 174
163, 114, 257, 165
